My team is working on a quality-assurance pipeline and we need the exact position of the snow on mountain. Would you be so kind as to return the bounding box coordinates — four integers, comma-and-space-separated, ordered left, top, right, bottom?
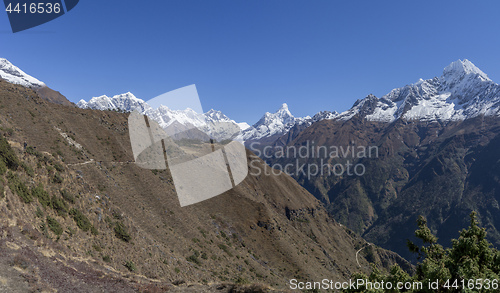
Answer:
77, 93, 248, 141
237, 122, 251, 131
337, 59, 500, 122
77, 93, 152, 113
239, 103, 338, 141
0, 58, 45, 88
79, 59, 499, 143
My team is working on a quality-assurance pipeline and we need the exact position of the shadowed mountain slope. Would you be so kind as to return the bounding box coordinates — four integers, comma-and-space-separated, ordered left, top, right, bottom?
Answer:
270, 114, 500, 261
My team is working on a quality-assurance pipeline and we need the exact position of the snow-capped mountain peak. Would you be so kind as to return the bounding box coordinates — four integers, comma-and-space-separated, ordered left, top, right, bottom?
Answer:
77, 92, 151, 113
0, 58, 46, 88
337, 59, 500, 122
276, 102, 292, 114
239, 103, 338, 142
277, 102, 289, 112
442, 59, 490, 82
205, 109, 231, 122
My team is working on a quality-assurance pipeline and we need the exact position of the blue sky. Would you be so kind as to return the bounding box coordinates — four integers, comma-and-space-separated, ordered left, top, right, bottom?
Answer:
1, 0, 500, 124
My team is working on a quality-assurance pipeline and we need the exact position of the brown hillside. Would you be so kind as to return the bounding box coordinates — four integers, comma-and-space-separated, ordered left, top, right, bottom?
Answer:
0, 79, 409, 292
35, 85, 74, 107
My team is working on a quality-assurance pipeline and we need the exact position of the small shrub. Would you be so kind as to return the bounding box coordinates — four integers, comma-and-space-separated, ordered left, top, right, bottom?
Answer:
46, 216, 63, 235
52, 172, 63, 184
112, 210, 122, 220
124, 261, 136, 272
114, 221, 131, 242
103, 255, 111, 263
0, 159, 7, 175
69, 208, 92, 231
218, 244, 232, 257
40, 223, 50, 238
26, 146, 42, 158
7, 171, 32, 203
186, 254, 201, 265
31, 183, 50, 206
60, 189, 75, 204
66, 227, 75, 237
20, 162, 34, 177
53, 163, 64, 172
35, 206, 44, 218
50, 195, 68, 216
0, 135, 19, 170
90, 225, 99, 236
234, 276, 249, 285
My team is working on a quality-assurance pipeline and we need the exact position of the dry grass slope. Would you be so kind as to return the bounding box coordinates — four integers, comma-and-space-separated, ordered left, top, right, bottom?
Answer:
0, 79, 409, 292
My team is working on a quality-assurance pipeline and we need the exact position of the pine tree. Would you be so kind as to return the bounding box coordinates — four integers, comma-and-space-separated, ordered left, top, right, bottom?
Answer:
345, 212, 500, 292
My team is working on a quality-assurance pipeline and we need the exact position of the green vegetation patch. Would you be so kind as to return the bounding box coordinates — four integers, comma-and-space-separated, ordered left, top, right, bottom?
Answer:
124, 261, 136, 272
0, 178, 4, 198
114, 221, 131, 242
69, 208, 92, 232
7, 171, 32, 203
25, 146, 42, 158
52, 172, 63, 184
31, 183, 50, 207
346, 212, 500, 293
20, 162, 34, 177
218, 244, 233, 257
50, 195, 68, 216
0, 159, 7, 176
0, 135, 19, 171
186, 254, 201, 265
46, 216, 63, 235
60, 189, 75, 204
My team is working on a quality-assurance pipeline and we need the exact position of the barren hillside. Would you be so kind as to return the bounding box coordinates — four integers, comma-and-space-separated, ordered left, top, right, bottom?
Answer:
0, 79, 408, 292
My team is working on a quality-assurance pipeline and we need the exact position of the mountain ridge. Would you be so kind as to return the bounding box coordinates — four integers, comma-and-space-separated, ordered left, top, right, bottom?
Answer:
77, 94, 338, 143
0, 58, 73, 107
8, 57, 495, 148
337, 59, 500, 123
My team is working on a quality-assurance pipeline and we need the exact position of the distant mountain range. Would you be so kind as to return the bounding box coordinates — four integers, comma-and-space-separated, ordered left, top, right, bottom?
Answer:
76, 93, 250, 141
3, 56, 500, 264
73, 59, 500, 147
3, 58, 500, 139
76, 93, 339, 144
